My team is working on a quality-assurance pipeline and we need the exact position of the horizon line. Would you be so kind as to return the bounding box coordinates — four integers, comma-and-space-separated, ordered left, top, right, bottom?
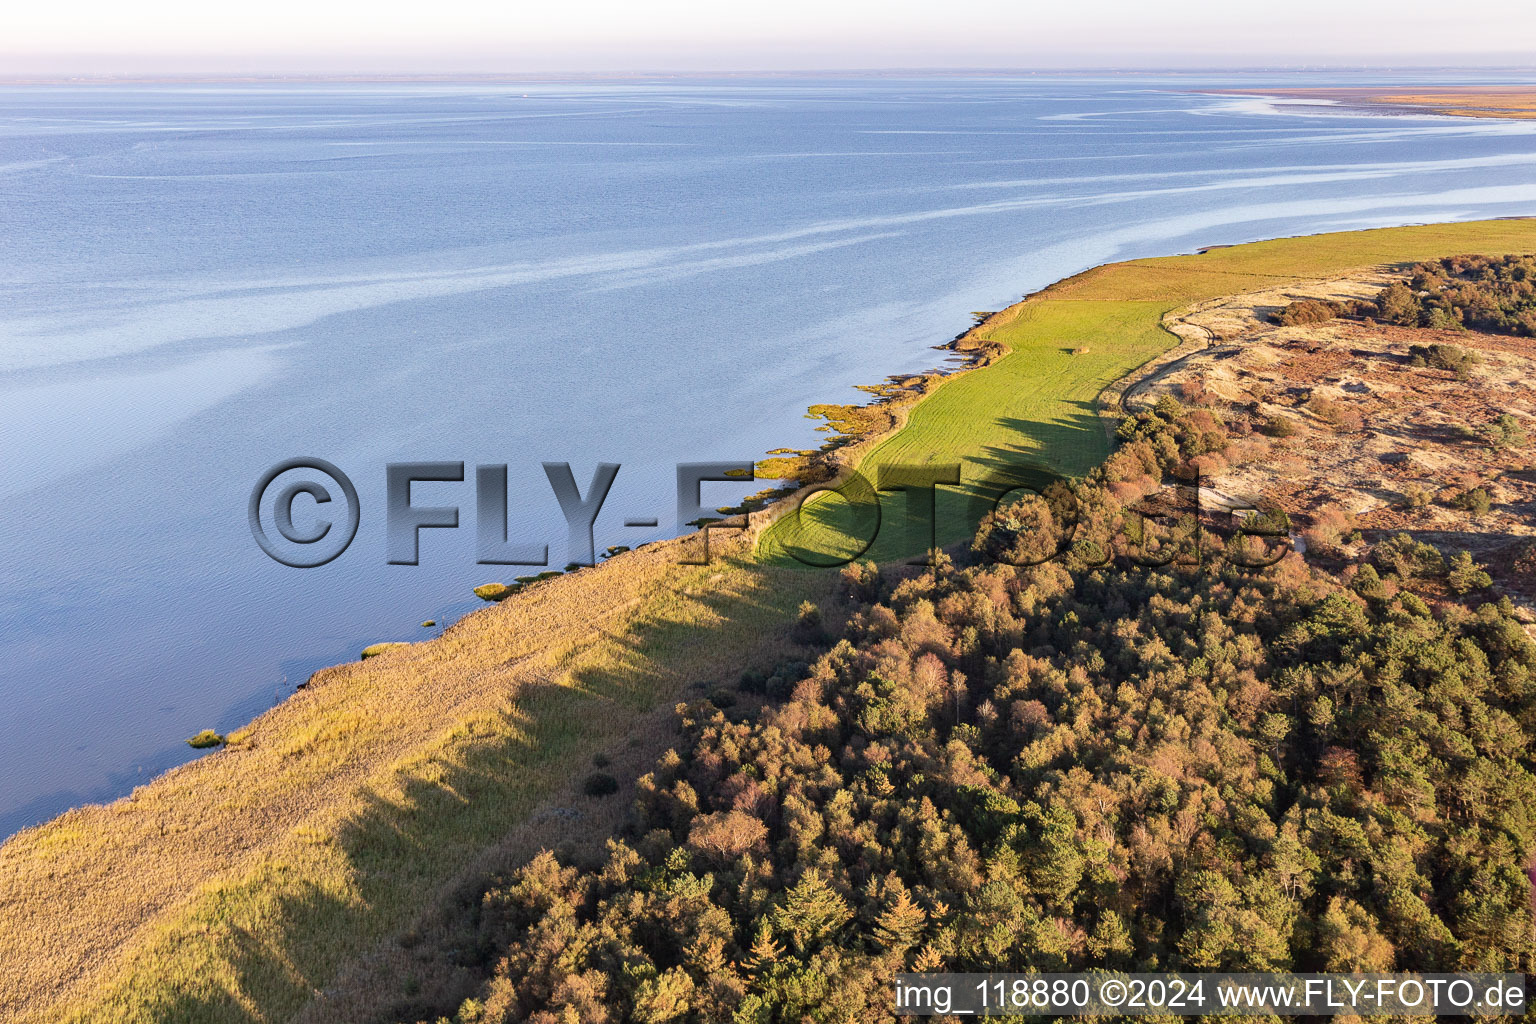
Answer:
5, 64, 1536, 86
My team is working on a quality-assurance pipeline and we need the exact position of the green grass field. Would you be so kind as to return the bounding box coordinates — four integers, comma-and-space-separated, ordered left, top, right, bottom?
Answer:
759, 219, 1536, 565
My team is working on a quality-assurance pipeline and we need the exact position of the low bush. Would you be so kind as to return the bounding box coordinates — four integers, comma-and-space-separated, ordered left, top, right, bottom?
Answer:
1371, 532, 1446, 579
185, 730, 225, 750
1489, 413, 1528, 449
1452, 487, 1493, 516
1409, 343, 1478, 376
581, 772, 620, 797
1265, 415, 1301, 438
1308, 396, 1363, 432
1271, 299, 1342, 325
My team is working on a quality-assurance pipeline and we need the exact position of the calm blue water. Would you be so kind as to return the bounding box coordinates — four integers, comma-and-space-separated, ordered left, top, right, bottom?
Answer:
3, 73, 1536, 834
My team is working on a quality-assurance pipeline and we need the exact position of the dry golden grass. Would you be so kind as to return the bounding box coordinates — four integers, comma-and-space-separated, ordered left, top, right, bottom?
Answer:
1377, 91, 1536, 119
0, 530, 834, 1023
1215, 86, 1536, 120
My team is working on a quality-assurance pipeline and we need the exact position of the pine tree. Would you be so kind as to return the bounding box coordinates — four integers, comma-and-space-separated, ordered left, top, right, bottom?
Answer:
1087, 910, 1134, 965
742, 919, 782, 974
772, 869, 853, 954
872, 881, 928, 951
1319, 897, 1396, 971
1447, 550, 1492, 595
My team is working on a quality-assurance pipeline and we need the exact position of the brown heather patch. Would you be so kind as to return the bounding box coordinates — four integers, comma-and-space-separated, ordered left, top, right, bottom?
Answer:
1125, 269, 1536, 612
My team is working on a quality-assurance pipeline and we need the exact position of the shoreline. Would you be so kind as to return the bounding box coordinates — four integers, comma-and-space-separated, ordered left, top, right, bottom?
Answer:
8, 217, 1536, 1022
49, 211, 1490, 794
1202, 85, 1536, 120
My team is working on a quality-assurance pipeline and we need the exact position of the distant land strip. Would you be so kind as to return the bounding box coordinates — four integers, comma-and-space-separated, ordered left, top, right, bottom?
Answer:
1208, 86, 1536, 119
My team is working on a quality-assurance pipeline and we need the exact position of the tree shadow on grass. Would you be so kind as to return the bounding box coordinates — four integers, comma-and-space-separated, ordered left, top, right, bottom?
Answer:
137, 988, 261, 1024
144, 558, 823, 1024
768, 403, 1108, 568
948, 405, 1109, 541
971, 406, 1109, 482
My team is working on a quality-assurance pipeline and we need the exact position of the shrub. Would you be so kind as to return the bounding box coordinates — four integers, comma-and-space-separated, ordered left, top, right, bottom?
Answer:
1265, 415, 1301, 438
186, 730, 225, 749
1188, 452, 1227, 477
1447, 551, 1492, 595
1303, 508, 1353, 553
1372, 281, 1420, 324
1452, 487, 1492, 517
1371, 532, 1446, 579
581, 772, 620, 797
1308, 396, 1363, 432
1153, 394, 1184, 420
1272, 299, 1342, 326
1351, 564, 1388, 599
1409, 343, 1477, 376
791, 601, 826, 645
1489, 413, 1528, 449
1244, 505, 1291, 537
1399, 485, 1432, 509
1177, 379, 1210, 405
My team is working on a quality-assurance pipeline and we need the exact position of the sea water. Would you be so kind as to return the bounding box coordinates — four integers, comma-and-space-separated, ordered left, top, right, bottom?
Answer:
2, 72, 1535, 833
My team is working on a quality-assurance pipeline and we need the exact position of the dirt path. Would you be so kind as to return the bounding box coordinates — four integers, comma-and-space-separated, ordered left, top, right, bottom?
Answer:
1098, 269, 1395, 444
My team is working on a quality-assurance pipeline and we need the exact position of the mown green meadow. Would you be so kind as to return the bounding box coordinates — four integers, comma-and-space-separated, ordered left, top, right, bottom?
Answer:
760, 219, 1536, 565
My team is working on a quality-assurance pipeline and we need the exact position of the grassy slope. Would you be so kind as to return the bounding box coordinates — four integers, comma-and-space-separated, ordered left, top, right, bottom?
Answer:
0, 540, 835, 1024
3, 219, 1535, 1024
760, 219, 1536, 564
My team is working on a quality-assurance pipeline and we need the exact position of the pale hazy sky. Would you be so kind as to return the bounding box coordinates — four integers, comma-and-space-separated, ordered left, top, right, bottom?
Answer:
5, 0, 1536, 74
